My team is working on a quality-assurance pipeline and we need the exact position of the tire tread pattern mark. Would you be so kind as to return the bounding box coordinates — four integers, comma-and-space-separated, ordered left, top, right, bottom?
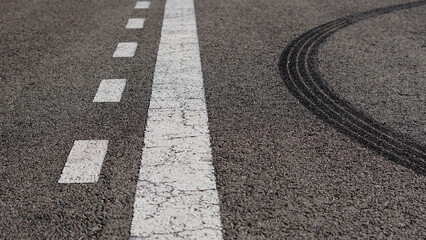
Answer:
278, 0, 426, 175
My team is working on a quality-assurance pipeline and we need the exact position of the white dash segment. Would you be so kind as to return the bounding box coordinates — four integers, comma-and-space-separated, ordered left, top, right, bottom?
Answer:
93, 79, 126, 102
126, 18, 145, 29
129, 0, 223, 238
134, 1, 150, 9
113, 42, 138, 58
58, 140, 108, 183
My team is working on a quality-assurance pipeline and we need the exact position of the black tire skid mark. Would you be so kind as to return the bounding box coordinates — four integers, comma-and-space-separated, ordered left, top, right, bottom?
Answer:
298, 22, 424, 160
278, 1, 426, 175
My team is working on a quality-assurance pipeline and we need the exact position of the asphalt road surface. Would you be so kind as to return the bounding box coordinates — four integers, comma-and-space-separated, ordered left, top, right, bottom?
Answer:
1, 0, 425, 239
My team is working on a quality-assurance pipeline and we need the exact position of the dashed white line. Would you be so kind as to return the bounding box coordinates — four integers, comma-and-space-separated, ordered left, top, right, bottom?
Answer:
134, 1, 151, 9
113, 42, 138, 58
129, 0, 223, 238
58, 140, 109, 184
93, 79, 127, 102
126, 18, 146, 29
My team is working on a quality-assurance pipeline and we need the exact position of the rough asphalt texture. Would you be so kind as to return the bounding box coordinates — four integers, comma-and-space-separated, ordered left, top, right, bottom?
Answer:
319, 5, 426, 145
278, 2, 426, 175
1, 0, 425, 239
197, 0, 425, 239
1, 0, 165, 238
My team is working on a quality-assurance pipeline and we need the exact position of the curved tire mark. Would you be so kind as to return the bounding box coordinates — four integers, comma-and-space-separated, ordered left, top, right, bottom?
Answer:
278, 1, 426, 175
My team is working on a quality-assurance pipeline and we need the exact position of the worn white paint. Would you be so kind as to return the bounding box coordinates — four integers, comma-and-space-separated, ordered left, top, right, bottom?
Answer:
93, 79, 126, 102
134, 1, 151, 9
58, 140, 108, 183
126, 18, 145, 29
113, 42, 138, 58
129, 0, 223, 239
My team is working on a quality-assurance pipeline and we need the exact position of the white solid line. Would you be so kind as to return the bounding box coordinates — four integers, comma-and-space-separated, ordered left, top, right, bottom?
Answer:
113, 42, 138, 58
129, 0, 223, 239
134, 1, 150, 9
93, 79, 126, 102
58, 140, 108, 183
126, 18, 145, 29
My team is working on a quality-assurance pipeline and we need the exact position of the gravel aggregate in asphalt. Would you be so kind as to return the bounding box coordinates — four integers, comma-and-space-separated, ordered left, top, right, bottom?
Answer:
1, 0, 425, 239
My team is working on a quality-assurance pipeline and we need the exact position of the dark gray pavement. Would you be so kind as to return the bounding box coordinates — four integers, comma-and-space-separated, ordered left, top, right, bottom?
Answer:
197, 0, 425, 238
319, 5, 426, 145
1, 0, 425, 239
1, 0, 165, 238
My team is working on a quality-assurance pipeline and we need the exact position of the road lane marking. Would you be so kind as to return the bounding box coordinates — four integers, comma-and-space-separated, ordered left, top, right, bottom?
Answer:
129, 0, 223, 238
58, 140, 109, 183
135, 1, 151, 9
93, 79, 127, 102
113, 42, 138, 58
126, 18, 146, 29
